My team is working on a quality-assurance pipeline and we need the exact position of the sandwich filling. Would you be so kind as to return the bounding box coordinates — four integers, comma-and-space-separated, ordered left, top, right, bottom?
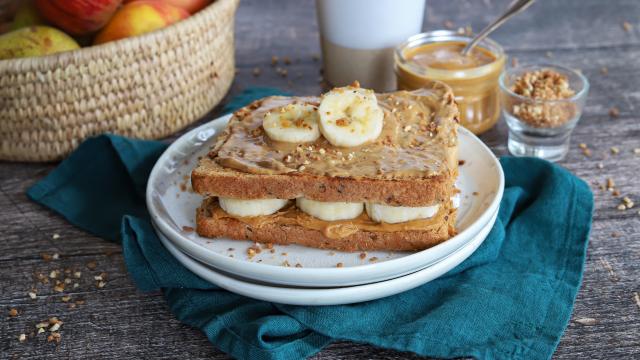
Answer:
201, 198, 454, 240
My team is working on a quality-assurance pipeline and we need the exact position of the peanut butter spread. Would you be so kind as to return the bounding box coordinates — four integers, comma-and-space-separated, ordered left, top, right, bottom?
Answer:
204, 199, 453, 240
210, 86, 458, 180
406, 41, 496, 70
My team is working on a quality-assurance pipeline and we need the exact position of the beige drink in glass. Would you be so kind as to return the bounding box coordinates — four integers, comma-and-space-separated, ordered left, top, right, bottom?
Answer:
316, 0, 425, 92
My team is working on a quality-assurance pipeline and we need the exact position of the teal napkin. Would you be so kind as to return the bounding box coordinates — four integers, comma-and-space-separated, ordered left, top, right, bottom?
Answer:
27, 88, 593, 360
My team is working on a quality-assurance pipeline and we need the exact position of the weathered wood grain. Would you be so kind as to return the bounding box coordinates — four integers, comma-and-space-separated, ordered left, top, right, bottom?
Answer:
1, 0, 639, 358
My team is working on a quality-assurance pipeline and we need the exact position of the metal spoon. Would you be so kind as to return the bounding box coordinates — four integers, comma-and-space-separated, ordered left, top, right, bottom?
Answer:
461, 0, 536, 56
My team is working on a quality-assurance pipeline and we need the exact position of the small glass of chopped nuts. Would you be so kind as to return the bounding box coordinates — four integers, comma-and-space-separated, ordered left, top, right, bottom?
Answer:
499, 64, 589, 161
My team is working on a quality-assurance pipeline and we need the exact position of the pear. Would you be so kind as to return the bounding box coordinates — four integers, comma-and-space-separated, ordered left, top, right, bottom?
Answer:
11, 2, 45, 31
0, 26, 79, 60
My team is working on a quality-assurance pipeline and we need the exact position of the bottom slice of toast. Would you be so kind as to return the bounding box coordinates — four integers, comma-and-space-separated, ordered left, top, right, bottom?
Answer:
196, 198, 457, 252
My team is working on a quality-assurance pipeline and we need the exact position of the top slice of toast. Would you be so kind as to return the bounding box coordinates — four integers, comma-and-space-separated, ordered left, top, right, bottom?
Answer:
192, 82, 459, 206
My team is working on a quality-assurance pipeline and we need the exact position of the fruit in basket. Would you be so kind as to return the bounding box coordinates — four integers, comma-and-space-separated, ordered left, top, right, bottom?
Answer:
0, 26, 80, 60
0, 22, 11, 35
124, 0, 210, 14
11, 2, 45, 31
35, 0, 123, 35
94, 1, 189, 45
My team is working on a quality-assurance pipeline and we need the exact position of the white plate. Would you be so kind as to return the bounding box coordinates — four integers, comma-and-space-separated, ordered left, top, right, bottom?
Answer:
155, 208, 497, 305
147, 114, 504, 287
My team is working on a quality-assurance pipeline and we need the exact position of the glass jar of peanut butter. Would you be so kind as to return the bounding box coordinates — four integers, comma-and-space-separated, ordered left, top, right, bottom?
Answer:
395, 30, 506, 134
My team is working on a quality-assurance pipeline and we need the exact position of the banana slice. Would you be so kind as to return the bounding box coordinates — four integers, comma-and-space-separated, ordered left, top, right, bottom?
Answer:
296, 197, 363, 221
263, 103, 320, 143
219, 197, 289, 217
365, 203, 440, 224
318, 85, 384, 147
451, 193, 461, 209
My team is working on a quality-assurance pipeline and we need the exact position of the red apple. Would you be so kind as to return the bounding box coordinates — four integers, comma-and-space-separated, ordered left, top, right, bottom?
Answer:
94, 1, 188, 44
124, 0, 210, 14
35, 0, 123, 35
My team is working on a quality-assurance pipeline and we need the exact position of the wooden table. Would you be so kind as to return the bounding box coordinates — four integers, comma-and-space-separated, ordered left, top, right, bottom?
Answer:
2, 0, 639, 358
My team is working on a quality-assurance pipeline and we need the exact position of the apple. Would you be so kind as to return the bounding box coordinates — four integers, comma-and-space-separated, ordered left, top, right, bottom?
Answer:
125, 0, 210, 14
94, 1, 189, 45
0, 22, 13, 36
35, 0, 123, 35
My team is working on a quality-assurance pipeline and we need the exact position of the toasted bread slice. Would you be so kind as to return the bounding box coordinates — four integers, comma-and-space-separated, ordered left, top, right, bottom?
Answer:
196, 198, 457, 252
192, 158, 454, 206
192, 82, 459, 206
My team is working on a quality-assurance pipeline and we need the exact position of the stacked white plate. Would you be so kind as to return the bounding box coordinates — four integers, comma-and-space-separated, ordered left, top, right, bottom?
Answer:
146, 114, 504, 306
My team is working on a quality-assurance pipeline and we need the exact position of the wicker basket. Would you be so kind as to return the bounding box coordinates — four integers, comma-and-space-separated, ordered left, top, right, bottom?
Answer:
0, 0, 239, 162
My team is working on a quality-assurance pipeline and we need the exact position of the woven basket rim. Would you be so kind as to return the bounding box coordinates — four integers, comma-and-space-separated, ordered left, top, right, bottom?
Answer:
0, 0, 239, 70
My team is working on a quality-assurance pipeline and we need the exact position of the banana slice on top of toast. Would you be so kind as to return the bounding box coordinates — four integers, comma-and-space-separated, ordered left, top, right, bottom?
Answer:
263, 103, 320, 143
318, 84, 384, 147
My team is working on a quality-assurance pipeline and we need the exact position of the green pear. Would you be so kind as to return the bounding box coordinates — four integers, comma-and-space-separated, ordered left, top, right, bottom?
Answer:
11, 2, 45, 31
0, 26, 79, 60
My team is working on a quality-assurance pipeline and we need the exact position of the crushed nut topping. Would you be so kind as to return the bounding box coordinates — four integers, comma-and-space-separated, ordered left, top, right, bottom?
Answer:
622, 197, 635, 209
606, 178, 615, 190
47, 332, 61, 343
509, 69, 577, 128
609, 107, 620, 118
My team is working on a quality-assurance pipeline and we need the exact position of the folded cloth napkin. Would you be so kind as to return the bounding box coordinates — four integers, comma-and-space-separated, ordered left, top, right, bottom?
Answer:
28, 87, 594, 360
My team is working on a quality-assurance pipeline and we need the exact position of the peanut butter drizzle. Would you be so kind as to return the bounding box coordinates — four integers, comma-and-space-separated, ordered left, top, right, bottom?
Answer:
209, 201, 450, 240
211, 86, 458, 180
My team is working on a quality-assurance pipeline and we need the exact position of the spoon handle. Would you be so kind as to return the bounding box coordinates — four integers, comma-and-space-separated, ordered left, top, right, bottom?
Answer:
461, 0, 535, 56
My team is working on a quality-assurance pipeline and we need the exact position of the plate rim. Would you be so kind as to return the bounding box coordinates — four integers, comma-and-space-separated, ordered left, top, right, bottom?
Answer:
146, 114, 504, 285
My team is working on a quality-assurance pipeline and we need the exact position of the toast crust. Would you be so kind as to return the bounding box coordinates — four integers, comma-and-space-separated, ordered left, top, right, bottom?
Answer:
195, 200, 457, 252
